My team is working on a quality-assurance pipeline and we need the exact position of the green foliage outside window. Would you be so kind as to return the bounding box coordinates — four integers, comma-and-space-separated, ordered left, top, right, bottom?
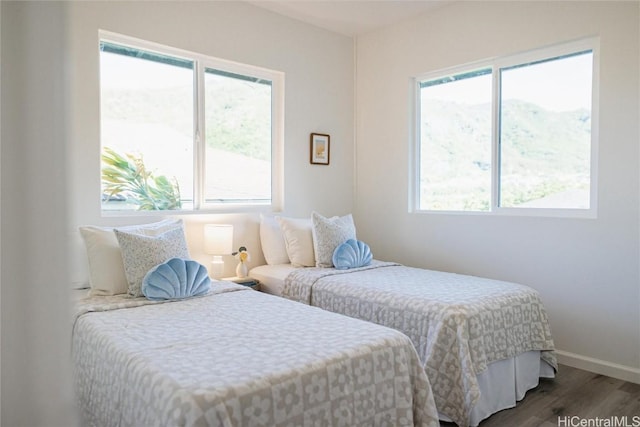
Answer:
101, 147, 182, 210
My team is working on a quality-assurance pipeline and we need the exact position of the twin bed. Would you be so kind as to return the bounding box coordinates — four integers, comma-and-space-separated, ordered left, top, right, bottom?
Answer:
72, 282, 439, 426
251, 261, 556, 426
249, 212, 556, 426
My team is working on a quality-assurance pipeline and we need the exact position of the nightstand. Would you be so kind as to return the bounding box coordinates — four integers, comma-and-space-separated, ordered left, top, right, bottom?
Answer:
223, 276, 260, 291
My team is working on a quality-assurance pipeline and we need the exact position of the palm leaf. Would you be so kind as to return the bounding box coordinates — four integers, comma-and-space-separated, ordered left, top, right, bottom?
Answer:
101, 147, 181, 210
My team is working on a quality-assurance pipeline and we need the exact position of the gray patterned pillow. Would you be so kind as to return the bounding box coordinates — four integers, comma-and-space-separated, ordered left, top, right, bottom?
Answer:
311, 212, 356, 268
115, 227, 190, 297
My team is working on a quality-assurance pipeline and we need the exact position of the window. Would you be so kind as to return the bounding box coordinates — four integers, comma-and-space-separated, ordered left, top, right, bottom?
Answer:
99, 33, 283, 212
415, 39, 597, 216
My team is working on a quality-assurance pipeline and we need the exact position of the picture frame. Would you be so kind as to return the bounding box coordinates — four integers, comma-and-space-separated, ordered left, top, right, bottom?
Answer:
310, 133, 330, 165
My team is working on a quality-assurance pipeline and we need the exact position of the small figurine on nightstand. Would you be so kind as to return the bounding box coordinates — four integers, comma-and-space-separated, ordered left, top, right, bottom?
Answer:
232, 246, 250, 278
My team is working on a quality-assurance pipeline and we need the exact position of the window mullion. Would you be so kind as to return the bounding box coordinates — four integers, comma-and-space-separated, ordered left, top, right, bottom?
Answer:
491, 66, 501, 212
193, 60, 206, 210
411, 79, 422, 212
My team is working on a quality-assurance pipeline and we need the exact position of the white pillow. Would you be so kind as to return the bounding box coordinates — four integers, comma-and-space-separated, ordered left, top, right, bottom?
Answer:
311, 212, 356, 268
277, 216, 315, 267
115, 227, 190, 298
259, 214, 290, 265
79, 219, 183, 296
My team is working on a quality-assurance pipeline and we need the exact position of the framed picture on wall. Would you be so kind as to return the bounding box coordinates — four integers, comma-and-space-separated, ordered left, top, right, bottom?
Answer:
310, 133, 330, 165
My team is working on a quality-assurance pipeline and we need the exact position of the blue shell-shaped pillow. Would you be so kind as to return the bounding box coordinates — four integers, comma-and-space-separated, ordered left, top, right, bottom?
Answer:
142, 258, 211, 300
332, 239, 373, 270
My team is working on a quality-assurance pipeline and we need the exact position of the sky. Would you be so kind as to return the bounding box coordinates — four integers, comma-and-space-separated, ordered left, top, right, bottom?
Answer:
422, 52, 593, 112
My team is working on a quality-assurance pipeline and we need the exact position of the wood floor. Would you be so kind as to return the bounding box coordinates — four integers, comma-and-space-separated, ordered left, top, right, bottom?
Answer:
441, 364, 640, 427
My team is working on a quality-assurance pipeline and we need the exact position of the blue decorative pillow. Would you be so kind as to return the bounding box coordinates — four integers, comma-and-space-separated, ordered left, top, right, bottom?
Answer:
332, 239, 373, 270
142, 258, 211, 301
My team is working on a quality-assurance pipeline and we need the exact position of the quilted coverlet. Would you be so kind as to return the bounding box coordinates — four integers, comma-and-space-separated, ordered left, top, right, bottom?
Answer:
72, 281, 439, 427
282, 261, 557, 427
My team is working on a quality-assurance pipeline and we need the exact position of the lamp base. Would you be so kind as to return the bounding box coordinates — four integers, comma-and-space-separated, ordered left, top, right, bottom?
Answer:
210, 255, 225, 279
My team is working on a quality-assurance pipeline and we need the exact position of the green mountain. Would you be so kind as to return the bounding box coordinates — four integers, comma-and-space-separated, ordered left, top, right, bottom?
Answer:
101, 79, 271, 161
421, 99, 591, 210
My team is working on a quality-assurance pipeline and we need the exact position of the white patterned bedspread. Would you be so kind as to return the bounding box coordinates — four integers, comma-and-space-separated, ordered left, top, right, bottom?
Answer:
72, 280, 439, 427
282, 261, 557, 427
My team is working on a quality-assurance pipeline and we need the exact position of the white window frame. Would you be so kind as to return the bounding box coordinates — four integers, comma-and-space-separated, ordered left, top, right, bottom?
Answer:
99, 31, 284, 215
411, 37, 599, 218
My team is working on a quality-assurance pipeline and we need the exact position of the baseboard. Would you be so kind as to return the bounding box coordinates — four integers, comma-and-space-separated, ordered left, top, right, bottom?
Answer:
556, 350, 640, 384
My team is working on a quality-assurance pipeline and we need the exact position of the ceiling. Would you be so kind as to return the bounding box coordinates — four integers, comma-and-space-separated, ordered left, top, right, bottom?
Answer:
248, 1, 450, 37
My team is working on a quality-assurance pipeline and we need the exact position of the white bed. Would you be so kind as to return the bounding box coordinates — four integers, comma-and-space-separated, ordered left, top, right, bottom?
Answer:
72, 281, 440, 427
251, 262, 556, 427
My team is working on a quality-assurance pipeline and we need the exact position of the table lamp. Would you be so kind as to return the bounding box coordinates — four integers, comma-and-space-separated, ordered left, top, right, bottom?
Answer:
204, 224, 233, 279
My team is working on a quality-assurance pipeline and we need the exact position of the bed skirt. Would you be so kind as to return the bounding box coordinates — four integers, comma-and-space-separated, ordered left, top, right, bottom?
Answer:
439, 351, 555, 426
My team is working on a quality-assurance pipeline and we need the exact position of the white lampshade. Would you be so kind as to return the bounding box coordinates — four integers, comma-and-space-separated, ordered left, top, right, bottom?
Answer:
204, 224, 233, 255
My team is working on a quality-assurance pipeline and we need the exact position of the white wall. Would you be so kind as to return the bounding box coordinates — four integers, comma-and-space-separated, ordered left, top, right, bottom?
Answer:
1, 2, 78, 425
355, 1, 640, 382
66, 1, 354, 281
